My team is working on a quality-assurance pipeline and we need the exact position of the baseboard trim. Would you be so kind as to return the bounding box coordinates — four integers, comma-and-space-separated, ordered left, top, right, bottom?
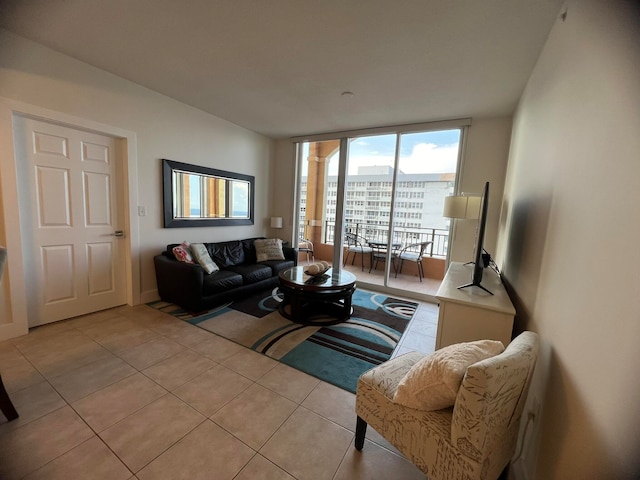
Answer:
140, 289, 160, 305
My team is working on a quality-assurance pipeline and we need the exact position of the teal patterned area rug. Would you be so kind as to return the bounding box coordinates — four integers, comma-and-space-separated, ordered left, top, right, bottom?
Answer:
148, 288, 417, 393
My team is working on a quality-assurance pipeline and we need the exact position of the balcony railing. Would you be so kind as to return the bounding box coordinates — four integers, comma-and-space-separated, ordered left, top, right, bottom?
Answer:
299, 221, 449, 258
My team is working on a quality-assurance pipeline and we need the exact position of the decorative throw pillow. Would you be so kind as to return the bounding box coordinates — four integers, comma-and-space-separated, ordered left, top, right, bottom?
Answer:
393, 339, 505, 411
254, 238, 285, 262
172, 242, 194, 263
190, 243, 219, 274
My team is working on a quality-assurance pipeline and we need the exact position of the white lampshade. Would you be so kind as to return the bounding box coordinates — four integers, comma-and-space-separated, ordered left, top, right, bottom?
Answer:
270, 216, 283, 228
443, 195, 481, 220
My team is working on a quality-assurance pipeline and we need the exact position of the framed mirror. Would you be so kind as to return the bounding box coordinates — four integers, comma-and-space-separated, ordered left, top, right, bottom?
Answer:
162, 159, 254, 227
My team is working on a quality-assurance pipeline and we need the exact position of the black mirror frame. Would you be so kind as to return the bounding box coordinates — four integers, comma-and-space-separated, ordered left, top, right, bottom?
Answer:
162, 159, 255, 228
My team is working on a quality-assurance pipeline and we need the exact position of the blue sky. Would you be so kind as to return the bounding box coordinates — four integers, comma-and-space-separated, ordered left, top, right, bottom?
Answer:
321, 129, 461, 175
349, 129, 460, 158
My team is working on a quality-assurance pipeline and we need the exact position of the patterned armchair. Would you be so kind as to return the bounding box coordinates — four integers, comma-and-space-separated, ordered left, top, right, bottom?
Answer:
355, 331, 539, 480
0, 246, 19, 422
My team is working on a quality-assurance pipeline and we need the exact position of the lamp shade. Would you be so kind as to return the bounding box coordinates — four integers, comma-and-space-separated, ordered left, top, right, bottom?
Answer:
443, 195, 481, 219
270, 217, 283, 228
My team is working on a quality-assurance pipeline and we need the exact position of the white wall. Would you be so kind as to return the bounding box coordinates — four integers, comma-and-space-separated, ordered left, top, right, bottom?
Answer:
452, 117, 512, 264
496, 1, 640, 478
0, 29, 274, 334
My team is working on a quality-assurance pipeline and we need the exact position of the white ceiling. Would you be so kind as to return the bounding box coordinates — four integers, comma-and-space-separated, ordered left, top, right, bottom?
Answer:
0, 0, 563, 139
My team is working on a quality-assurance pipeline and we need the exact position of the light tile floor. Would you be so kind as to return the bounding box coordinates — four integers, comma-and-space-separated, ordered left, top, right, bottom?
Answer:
0, 299, 437, 480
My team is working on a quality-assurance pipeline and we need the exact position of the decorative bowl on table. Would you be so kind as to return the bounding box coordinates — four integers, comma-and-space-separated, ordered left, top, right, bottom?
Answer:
304, 261, 331, 276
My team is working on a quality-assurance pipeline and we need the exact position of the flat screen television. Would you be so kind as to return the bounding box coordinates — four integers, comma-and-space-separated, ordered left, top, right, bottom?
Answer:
458, 181, 493, 295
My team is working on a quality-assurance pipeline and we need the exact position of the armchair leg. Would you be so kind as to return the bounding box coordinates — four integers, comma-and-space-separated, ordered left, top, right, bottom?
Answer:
0, 374, 19, 422
355, 416, 367, 450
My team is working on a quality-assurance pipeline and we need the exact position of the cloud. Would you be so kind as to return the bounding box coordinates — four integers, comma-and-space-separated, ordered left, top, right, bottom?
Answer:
328, 141, 459, 175
401, 142, 459, 173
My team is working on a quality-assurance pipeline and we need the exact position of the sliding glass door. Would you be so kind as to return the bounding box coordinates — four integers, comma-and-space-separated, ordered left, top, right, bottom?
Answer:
387, 130, 460, 291
296, 140, 341, 265
343, 134, 397, 278
294, 121, 466, 300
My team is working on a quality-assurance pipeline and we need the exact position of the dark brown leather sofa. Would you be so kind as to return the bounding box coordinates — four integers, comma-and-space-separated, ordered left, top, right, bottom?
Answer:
154, 237, 297, 313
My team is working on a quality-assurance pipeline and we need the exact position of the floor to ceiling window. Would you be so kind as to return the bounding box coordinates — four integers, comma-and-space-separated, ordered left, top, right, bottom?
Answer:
294, 120, 468, 301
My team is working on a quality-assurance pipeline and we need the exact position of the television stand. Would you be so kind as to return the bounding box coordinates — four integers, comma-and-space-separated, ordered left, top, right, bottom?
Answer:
435, 262, 515, 349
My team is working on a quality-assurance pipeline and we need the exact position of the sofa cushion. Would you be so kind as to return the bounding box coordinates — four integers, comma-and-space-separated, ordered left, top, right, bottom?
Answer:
208, 240, 245, 267
261, 259, 295, 276
172, 242, 194, 263
202, 270, 243, 295
241, 238, 261, 264
167, 243, 193, 260
225, 264, 272, 284
190, 243, 219, 274
393, 340, 505, 411
254, 238, 285, 262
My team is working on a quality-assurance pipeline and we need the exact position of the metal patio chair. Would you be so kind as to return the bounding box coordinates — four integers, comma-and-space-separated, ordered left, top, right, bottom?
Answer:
395, 241, 432, 282
343, 233, 373, 271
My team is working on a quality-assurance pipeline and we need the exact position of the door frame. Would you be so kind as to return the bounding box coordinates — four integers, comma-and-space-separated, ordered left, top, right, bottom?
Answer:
0, 97, 140, 341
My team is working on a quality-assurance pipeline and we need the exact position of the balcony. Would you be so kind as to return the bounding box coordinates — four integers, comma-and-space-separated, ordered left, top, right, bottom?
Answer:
298, 221, 448, 300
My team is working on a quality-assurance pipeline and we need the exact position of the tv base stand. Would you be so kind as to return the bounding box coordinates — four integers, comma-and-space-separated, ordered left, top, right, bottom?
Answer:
457, 281, 493, 295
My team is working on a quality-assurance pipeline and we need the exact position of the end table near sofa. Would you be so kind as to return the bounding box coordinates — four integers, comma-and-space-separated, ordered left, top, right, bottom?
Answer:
278, 266, 356, 326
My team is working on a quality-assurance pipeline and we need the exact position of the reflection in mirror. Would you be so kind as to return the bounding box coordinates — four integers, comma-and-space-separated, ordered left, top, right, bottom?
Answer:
173, 171, 227, 218
230, 180, 250, 218
163, 159, 254, 227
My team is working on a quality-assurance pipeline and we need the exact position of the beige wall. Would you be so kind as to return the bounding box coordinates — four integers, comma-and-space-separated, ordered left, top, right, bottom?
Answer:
453, 117, 512, 264
496, 1, 640, 478
0, 29, 274, 336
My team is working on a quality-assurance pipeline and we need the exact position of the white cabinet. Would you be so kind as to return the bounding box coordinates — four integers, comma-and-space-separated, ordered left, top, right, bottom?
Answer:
435, 262, 515, 349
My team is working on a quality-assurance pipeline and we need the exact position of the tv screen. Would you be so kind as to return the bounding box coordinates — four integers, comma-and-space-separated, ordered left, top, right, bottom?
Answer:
458, 181, 493, 295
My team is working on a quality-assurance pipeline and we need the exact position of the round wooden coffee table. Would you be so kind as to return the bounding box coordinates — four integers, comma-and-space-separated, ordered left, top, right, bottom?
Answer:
278, 266, 357, 325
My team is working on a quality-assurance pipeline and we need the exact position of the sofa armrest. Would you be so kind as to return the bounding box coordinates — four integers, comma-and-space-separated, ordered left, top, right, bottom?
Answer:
153, 255, 205, 311
283, 246, 298, 266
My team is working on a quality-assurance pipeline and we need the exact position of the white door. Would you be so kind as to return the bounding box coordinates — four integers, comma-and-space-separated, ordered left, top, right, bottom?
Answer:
13, 116, 127, 326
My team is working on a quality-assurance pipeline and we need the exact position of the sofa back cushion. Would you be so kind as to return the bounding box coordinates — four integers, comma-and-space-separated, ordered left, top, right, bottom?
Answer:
241, 237, 263, 264
165, 238, 272, 266
207, 240, 245, 267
